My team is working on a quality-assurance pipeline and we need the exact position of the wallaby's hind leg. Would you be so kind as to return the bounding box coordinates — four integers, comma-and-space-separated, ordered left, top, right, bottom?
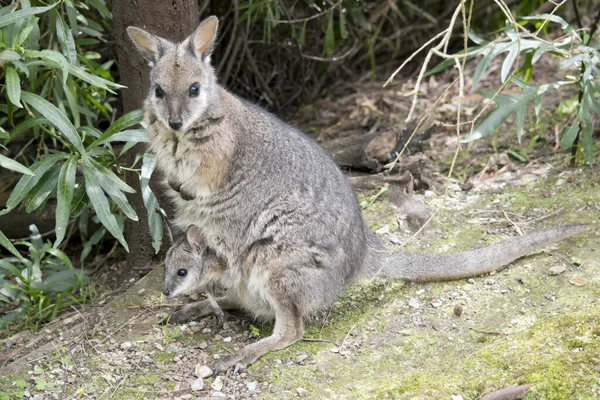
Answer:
162, 296, 237, 325
214, 300, 304, 374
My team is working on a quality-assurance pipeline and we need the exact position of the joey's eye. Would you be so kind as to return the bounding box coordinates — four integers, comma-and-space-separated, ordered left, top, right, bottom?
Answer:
189, 82, 200, 97
154, 85, 164, 98
177, 269, 188, 277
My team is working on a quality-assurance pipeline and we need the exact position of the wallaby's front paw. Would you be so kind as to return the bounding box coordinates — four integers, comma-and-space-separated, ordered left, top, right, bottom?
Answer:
179, 188, 195, 201
167, 177, 183, 192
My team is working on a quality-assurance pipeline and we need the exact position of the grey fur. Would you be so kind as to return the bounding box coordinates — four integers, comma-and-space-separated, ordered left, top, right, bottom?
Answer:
129, 17, 590, 373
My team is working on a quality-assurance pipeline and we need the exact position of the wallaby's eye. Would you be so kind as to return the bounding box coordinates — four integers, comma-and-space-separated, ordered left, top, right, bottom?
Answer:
189, 82, 200, 97
177, 269, 188, 277
154, 85, 164, 99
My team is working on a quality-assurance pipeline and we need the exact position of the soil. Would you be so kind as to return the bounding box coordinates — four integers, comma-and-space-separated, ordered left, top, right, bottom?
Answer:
1, 55, 599, 399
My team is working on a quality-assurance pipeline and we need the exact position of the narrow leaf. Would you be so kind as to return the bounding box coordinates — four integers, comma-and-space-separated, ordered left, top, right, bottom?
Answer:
25, 165, 61, 213
0, 3, 57, 28
82, 165, 137, 221
85, 159, 135, 193
0, 230, 22, 259
140, 153, 163, 253
82, 168, 129, 251
55, 15, 77, 64
21, 92, 88, 158
88, 109, 145, 148
4, 154, 65, 211
5, 66, 22, 108
0, 153, 33, 175
54, 155, 78, 247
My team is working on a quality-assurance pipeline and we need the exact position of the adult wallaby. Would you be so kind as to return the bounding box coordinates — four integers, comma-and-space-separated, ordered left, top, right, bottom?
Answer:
127, 16, 589, 373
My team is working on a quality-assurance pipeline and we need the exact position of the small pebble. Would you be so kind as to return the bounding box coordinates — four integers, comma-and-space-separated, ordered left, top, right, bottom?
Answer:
195, 364, 213, 379
191, 378, 204, 391
211, 392, 227, 398
296, 387, 308, 397
120, 341, 132, 351
454, 305, 463, 317
548, 265, 567, 276
211, 376, 224, 391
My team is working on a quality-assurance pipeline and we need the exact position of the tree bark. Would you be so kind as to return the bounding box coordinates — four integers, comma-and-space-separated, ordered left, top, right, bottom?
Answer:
112, 0, 200, 269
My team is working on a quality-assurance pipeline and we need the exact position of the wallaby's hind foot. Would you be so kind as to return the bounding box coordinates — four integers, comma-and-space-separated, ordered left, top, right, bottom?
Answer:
214, 302, 304, 374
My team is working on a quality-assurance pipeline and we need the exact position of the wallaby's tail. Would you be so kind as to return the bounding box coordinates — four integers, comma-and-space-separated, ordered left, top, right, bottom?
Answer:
361, 224, 590, 282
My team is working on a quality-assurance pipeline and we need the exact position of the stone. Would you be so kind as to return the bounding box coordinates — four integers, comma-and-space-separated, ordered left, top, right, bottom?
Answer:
191, 378, 204, 391
548, 265, 567, 276
296, 387, 308, 397
195, 364, 213, 379
120, 341, 132, 351
211, 376, 224, 391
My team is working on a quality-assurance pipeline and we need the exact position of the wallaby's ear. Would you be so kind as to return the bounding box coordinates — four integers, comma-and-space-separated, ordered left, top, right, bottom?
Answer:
186, 225, 205, 254
190, 16, 219, 60
127, 26, 162, 62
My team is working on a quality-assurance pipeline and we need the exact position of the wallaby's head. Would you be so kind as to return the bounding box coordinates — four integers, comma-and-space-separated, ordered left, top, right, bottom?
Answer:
162, 225, 222, 298
127, 16, 219, 132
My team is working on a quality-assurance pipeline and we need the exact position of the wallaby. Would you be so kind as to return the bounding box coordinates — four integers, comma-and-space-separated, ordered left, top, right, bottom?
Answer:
128, 16, 590, 374
162, 225, 227, 327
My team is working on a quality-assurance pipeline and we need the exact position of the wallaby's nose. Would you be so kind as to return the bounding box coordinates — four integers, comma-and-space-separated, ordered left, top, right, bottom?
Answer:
168, 119, 183, 130
162, 288, 171, 297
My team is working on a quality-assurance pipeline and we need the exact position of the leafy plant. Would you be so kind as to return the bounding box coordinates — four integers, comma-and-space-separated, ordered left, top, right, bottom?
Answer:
427, 10, 600, 164
0, 1, 164, 330
0, 225, 91, 330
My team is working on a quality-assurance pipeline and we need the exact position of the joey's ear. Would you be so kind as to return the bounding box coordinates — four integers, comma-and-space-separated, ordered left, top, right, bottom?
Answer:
127, 26, 163, 62
185, 225, 205, 254
189, 16, 219, 60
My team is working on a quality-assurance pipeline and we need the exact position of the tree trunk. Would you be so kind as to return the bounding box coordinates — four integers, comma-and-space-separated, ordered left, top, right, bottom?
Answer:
112, 0, 200, 269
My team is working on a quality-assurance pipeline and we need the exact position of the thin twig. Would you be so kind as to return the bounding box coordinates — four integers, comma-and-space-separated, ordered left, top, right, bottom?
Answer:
271, 0, 342, 24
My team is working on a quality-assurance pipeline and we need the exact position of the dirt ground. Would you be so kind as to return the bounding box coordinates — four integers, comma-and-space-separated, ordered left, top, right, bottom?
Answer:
1, 56, 599, 399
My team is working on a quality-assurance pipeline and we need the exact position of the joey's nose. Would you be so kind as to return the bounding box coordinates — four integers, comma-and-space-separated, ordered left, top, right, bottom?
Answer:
169, 119, 183, 130
162, 288, 171, 297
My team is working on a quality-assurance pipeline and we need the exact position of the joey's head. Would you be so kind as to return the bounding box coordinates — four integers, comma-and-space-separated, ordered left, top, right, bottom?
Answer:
162, 225, 217, 298
127, 16, 220, 132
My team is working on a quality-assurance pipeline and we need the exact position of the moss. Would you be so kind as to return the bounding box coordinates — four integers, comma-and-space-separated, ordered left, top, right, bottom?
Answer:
152, 352, 176, 363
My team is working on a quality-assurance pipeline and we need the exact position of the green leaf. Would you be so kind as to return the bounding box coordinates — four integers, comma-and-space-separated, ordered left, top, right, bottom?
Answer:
87, 0, 112, 19
8, 116, 49, 141
69, 183, 88, 217
339, 7, 348, 39
82, 164, 137, 221
82, 168, 129, 251
21, 92, 88, 159
24, 50, 69, 85
521, 14, 571, 30
501, 45, 518, 83
0, 231, 22, 260
299, 21, 307, 46
105, 129, 148, 144
63, 80, 80, 128
16, 16, 39, 47
0, 153, 33, 175
0, 3, 57, 28
88, 109, 145, 148
140, 153, 163, 253
5, 66, 22, 108
0, 50, 20, 61
4, 154, 65, 211
81, 227, 105, 261
85, 159, 135, 194
25, 165, 60, 213
463, 81, 560, 142
323, 11, 335, 56
54, 156, 78, 247
55, 14, 76, 64
40, 269, 86, 294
